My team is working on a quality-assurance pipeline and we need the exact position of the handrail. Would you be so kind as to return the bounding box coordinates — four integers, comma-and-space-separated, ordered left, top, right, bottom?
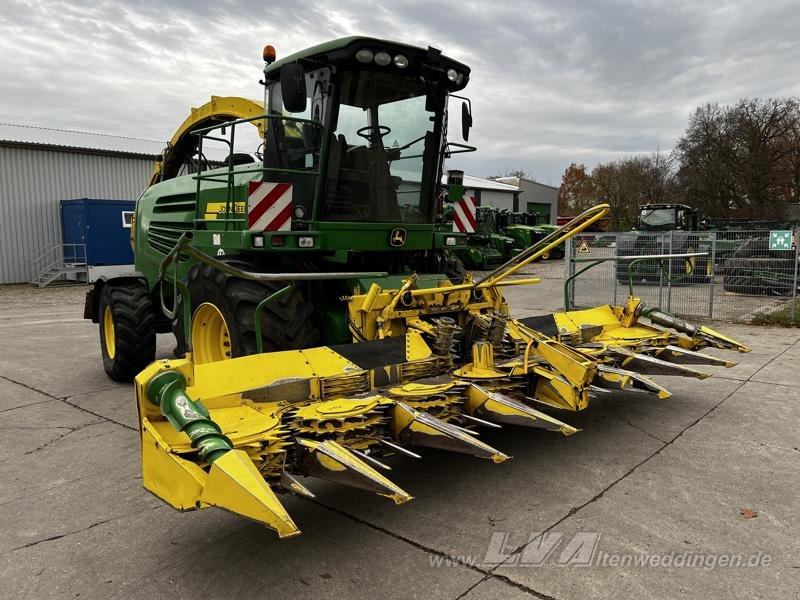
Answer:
563, 251, 708, 310
190, 113, 326, 230
30, 243, 88, 286
158, 232, 388, 353
476, 204, 610, 288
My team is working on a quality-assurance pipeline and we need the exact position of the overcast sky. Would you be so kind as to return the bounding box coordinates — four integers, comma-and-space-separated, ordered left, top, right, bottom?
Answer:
2, 0, 799, 185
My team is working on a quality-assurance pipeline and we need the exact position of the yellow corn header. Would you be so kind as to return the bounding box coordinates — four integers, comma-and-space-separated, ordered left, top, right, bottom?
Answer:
134, 204, 749, 537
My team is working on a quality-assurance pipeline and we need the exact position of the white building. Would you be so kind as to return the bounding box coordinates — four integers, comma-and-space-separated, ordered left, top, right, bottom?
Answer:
0, 123, 162, 284
496, 176, 559, 225
443, 174, 521, 211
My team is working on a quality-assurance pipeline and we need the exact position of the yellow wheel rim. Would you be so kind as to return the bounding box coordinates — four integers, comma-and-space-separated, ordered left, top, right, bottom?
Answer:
103, 306, 116, 359
191, 303, 232, 364
686, 248, 696, 275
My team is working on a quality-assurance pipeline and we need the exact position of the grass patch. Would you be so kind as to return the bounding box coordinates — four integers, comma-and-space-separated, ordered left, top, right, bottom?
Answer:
751, 299, 800, 327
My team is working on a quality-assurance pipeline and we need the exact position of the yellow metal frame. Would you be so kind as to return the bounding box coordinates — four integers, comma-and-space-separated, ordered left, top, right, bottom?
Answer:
149, 96, 265, 185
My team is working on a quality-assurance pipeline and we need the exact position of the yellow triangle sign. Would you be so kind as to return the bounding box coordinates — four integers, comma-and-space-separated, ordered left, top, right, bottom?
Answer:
577, 240, 591, 253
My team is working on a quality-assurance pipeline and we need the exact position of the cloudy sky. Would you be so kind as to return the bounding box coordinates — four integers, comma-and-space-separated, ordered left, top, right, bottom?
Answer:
2, 0, 799, 185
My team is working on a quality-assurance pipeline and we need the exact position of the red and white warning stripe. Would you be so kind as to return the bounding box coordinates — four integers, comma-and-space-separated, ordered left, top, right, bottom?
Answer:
452, 191, 477, 233
248, 182, 293, 231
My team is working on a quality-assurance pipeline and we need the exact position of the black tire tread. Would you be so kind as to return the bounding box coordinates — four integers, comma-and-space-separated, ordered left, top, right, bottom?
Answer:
174, 262, 319, 358
100, 282, 156, 382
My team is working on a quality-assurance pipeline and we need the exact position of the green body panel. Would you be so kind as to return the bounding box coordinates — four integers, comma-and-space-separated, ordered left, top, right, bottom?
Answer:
134, 163, 466, 293
502, 225, 536, 250
122, 35, 476, 349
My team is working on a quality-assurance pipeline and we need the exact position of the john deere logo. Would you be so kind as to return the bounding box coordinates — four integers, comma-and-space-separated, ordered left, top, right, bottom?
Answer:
390, 228, 407, 247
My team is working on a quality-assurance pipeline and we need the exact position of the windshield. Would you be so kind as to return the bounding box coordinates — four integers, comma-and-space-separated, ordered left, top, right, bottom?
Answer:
320, 69, 441, 223
639, 208, 677, 230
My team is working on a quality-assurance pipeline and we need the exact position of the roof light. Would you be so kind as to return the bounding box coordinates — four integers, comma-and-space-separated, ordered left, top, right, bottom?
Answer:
393, 54, 408, 69
374, 51, 391, 66
447, 68, 458, 82
263, 45, 276, 64
355, 49, 374, 63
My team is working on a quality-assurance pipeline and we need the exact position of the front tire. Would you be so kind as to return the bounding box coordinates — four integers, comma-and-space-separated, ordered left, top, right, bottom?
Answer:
174, 263, 320, 362
99, 281, 156, 382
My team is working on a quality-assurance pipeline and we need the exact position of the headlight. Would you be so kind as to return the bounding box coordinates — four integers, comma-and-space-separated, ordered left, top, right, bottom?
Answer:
252, 234, 265, 248
355, 49, 374, 63
445, 236, 457, 246
393, 54, 408, 68
298, 236, 314, 248
374, 51, 391, 66
293, 205, 306, 219
447, 68, 458, 82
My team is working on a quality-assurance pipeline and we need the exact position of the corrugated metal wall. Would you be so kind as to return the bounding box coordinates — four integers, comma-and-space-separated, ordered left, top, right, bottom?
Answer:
0, 145, 153, 283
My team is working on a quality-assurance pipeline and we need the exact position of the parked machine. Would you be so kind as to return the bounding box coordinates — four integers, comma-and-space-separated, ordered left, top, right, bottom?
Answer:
456, 206, 515, 269
84, 37, 750, 538
616, 203, 798, 293
616, 204, 714, 284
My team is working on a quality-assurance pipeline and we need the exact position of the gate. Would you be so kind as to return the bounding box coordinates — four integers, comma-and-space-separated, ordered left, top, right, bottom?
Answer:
564, 230, 799, 324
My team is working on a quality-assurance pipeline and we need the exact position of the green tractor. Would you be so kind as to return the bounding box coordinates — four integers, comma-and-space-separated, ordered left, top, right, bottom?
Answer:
83, 37, 475, 381
456, 206, 514, 269
497, 211, 563, 260
616, 203, 713, 284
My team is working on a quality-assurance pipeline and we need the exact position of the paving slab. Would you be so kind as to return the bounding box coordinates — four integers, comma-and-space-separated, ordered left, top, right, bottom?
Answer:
492, 381, 800, 599
0, 492, 485, 600
459, 576, 537, 599
315, 402, 665, 560
0, 421, 146, 553
0, 376, 53, 413
67, 386, 140, 431
0, 395, 101, 462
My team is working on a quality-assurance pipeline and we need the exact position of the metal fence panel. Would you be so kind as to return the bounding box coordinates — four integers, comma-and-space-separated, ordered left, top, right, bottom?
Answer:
566, 230, 799, 323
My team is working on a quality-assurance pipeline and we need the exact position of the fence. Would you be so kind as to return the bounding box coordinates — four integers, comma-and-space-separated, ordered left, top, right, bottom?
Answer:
564, 230, 799, 324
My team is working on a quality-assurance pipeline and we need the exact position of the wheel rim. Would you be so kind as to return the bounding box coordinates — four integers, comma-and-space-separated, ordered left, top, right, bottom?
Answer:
103, 306, 116, 359
191, 303, 232, 364
541, 251, 550, 260
686, 248, 696, 275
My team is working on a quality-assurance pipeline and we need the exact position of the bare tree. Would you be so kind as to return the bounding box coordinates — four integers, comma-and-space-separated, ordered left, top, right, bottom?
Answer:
675, 98, 800, 218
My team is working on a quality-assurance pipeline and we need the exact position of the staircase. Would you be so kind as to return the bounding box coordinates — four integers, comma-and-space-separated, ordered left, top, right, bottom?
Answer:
30, 244, 88, 287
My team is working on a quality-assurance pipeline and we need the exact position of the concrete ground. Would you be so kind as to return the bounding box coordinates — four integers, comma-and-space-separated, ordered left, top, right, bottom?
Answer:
0, 273, 798, 600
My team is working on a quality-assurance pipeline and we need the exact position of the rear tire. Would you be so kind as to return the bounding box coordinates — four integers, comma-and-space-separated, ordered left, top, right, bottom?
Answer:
174, 263, 319, 360
723, 257, 795, 295
99, 281, 156, 382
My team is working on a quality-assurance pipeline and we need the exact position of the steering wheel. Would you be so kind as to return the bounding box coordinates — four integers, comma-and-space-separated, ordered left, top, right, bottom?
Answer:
356, 125, 391, 143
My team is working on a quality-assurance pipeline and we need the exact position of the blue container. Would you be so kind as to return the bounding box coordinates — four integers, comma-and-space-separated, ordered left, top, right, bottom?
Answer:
60, 199, 136, 266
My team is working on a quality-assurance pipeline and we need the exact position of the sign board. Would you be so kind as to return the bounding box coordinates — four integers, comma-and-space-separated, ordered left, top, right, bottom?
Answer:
768, 230, 792, 251
577, 240, 591, 253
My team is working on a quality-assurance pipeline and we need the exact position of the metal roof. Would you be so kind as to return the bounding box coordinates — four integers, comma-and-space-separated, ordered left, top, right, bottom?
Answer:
441, 173, 520, 192
0, 122, 166, 156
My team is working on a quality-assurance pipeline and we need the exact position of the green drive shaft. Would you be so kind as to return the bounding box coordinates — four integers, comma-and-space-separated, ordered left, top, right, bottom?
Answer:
145, 371, 233, 464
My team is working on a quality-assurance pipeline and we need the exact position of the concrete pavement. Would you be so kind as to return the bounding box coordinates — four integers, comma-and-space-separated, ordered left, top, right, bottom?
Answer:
0, 281, 797, 599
